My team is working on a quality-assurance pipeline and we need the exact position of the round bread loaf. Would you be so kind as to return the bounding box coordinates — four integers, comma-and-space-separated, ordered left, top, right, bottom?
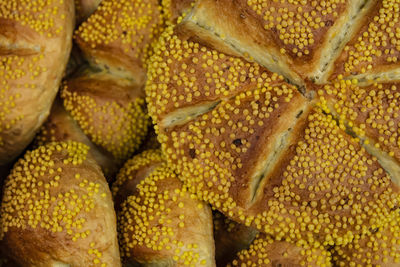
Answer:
227, 233, 332, 267
35, 98, 119, 180
146, 0, 400, 249
0, 141, 121, 266
61, 67, 150, 164
0, 0, 75, 165
112, 149, 215, 266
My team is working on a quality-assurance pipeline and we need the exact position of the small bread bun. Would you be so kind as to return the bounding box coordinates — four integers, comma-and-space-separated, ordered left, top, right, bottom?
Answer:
227, 233, 332, 267
213, 212, 258, 266
74, 0, 164, 83
0, 0, 75, 164
334, 213, 400, 266
35, 98, 119, 180
112, 149, 215, 266
61, 67, 150, 164
0, 141, 121, 266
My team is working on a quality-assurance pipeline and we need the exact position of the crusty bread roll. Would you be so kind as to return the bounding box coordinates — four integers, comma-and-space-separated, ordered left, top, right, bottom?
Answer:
227, 233, 332, 267
74, 0, 165, 83
0, 141, 121, 266
35, 98, 119, 180
147, 21, 400, 246
333, 213, 400, 266
75, 0, 102, 23
185, 0, 372, 85
112, 149, 215, 266
0, 0, 75, 165
61, 67, 150, 164
213, 212, 258, 267
327, 0, 400, 83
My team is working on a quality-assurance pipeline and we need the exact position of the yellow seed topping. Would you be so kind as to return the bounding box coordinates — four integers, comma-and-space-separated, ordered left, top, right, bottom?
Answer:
61, 78, 149, 162
228, 233, 332, 267
246, 0, 346, 58
336, 0, 400, 77
0, 141, 112, 265
115, 150, 213, 266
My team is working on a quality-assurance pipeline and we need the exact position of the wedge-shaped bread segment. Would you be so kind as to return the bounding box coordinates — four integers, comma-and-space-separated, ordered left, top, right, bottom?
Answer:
0, 0, 74, 164
318, 80, 400, 185
334, 213, 400, 266
61, 69, 149, 163
160, 79, 307, 210
187, 0, 368, 85
0, 141, 121, 266
75, 0, 164, 83
329, 0, 400, 83
227, 233, 332, 267
244, 107, 400, 246
146, 23, 278, 127
113, 150, 215, 266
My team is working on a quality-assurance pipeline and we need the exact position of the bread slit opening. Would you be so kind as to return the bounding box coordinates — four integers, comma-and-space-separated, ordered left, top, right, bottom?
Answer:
313, 0, 373, 83
184, 11, 304, 89
323, 104, 400, 187
249, 106, 308, 204
162, 100, 221, 128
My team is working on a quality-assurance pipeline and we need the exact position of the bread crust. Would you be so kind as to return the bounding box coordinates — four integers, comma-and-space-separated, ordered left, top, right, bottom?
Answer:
0, 0, 75, 164
113, 150, 216, 266
0, 141, 121, 266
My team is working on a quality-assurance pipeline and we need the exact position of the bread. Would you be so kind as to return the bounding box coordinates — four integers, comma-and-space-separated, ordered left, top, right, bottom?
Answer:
61, 67, 150, 164
327, 0, 400, 83
227, 233, 332, 267
0, 141, 121, 266
0, 0, 74, 165
75, 0, 102, 23
112, 149, 215, 266
35, 98, 119, 180
213, 212, 258, 266
184, 0, 373, 85
334, 213, 400, 266
74, 0, 165, 83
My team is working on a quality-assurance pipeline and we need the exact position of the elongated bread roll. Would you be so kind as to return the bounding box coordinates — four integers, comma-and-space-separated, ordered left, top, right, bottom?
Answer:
61, 67, 150, 164
0, 141, 121, 266
112, 149, 215, 266
0, 0, 75, 164
35, 98, 119, 180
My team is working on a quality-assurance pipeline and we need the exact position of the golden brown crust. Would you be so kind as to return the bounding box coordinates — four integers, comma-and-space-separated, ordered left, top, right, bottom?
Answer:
0, 141, 121, 266
188, 0, 366, 84
318, 80, 400, 165
244, 107, 400, 246
329, 0, 400, 82
61, 68, 150, 163
228, 233, 332, 267
113, 150, 215, 266
334, 213, 400, 266
74, 0, 164, 83
35, 98, 119, 181
213, 212, 258, 266
0, 0, 75, 164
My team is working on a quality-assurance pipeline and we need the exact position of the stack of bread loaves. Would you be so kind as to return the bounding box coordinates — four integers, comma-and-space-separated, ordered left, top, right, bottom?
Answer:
2, 0, 400, 266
